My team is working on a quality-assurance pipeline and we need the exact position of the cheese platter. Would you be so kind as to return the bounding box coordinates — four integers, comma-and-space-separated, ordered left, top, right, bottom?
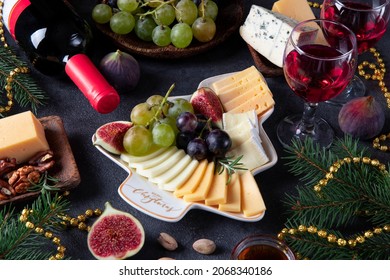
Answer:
92, 71, 277, 222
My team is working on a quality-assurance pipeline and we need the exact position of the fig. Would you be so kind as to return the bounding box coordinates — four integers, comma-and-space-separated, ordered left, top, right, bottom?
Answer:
338, 96, 385, 140
190, 87, 224, 128
99, 50, 140, 94
93, 121, 133, 154
87, 202, 145, 260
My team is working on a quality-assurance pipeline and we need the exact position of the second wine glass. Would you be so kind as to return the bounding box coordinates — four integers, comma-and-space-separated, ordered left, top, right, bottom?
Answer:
277, 19, 358, 149
321, 0, 390, 105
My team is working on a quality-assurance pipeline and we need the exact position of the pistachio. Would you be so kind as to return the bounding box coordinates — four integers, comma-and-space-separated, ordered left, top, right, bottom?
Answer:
192, 238, 216, 255
158, 232, 178, 251
158, 257, 175, 260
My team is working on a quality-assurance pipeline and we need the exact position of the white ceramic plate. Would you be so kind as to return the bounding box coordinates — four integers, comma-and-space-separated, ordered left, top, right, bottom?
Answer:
92, 73, 277, 222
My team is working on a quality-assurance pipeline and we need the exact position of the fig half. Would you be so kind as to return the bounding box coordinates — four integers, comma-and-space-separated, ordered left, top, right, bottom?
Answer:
190, 87, 224, 127
93, 121, 133, 154
87, 202, 145, 260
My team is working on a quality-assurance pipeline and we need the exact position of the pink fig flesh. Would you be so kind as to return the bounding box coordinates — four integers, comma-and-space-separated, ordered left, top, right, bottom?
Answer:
190, 87, 224, 127
94, 121, 133, 154
338, 96, 385, 140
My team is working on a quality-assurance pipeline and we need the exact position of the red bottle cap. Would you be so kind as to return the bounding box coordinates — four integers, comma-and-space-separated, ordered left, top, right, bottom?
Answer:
65, 54, 120, 114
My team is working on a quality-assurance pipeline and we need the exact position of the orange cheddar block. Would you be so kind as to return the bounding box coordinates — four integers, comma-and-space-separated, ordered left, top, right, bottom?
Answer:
174, 159, 208, 198
240, 171, 266, 217
218, 173, 241, 212
0, 111, 49, 163
183, 161, 215, 202
205, 168, 228, 206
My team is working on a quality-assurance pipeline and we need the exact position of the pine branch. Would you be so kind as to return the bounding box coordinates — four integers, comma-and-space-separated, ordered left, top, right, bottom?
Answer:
0, 190, 70, 260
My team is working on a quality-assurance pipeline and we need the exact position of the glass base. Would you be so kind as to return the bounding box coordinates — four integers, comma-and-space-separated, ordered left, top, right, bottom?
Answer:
325, 75, 366, 106
277, 114, 335, 149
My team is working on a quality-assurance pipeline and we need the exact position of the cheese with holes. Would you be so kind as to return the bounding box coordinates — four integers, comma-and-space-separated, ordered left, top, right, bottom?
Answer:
0, 111, 49, 163
239, 5, 317, 68
240, 171, 266, 217
211, 66, 274, 117
183, 161, 214, 202
218, 173, 241, 212
205, 168, 227, 206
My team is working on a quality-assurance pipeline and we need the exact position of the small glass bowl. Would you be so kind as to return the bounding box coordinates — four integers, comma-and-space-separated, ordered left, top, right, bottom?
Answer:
231, 234, 296, 260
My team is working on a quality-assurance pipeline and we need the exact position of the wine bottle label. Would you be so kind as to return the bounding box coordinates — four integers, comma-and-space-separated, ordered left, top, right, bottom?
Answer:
3, 0, 31, 39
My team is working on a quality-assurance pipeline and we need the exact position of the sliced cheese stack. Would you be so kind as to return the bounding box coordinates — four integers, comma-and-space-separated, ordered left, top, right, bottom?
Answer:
239, 5, 318, 68
211, 66, 275, 117
223, 110, 269, 171
0, 111, 50, 163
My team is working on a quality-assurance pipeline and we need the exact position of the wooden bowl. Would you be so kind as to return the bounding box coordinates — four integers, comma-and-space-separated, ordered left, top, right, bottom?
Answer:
96, 0, 244, 59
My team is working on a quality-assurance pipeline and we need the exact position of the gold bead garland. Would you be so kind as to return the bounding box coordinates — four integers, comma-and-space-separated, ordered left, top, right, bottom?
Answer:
19, 191, 102, 260
278, 224, 390, 259
373, 133, 390, 153
0, 0, 30, 113
313, 156, 388, 193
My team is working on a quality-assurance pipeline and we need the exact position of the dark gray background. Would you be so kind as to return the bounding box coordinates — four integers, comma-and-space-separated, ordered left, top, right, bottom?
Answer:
7, 0, 390, 259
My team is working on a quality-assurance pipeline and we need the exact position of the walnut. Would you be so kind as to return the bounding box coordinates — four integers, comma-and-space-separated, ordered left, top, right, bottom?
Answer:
8, 166, 41, 194
0, 158, 17, 177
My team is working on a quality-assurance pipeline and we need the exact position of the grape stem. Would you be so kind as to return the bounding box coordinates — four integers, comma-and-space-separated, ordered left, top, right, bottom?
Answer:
138, 0, 175, 19
200, 0, 205, 18
146, 83, 175, 127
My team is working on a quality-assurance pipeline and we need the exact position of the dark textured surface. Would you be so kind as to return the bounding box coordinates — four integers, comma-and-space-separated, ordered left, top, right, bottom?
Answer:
6, 0, 390, 260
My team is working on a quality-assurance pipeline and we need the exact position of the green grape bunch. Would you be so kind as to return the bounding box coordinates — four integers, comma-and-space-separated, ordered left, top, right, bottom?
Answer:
92, 0, 219, 48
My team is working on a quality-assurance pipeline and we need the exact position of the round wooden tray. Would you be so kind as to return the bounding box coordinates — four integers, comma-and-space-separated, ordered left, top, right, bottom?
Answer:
96, 0, 244, 59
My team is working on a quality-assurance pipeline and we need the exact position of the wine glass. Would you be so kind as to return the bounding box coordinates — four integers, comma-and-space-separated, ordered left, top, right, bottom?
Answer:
321, 0, 390, 105
277, 19, 358, 149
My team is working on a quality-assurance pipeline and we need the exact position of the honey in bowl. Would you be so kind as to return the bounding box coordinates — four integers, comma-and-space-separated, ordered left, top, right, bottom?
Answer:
231, 234, 295, 260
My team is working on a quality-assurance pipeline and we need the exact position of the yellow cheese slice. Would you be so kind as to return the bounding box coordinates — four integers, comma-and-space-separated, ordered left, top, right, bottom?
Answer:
211, 66, 258, 93
228, 92, 275, 117
272, 0, 316, 22
240, 171, 266, 217
183, 161, 215, 202
174, 159, 208, 197
0, 111, 49, 163
218, 173, 241, 213
205, 168, 228, 206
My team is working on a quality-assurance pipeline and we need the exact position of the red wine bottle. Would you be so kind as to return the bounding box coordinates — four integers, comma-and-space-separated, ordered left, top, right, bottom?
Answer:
2, 0, 120, 114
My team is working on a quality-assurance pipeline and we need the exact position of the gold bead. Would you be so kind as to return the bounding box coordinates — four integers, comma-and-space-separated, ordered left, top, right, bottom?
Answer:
94, 208, 103, 216
308, 226, 317, 233
327, 234, 337, 243
288, 228, 297, 235
353, 157, 361, 163
356, 236, 365, 243
49, 256, 56, 260
362, 61, 369, 66
369, 63, 376, 69
85, 209, 94, 217
86, 226, 91, 232
78, 222, 87, 231
383, 225, 390, 232
318, 230, 327, 238
55, 252, 65, 260
70, 218, 79, 226
57, 245, 66, 253
277, 233, 284, 240
348, 239, 357, 247
371, 159, 380, 166
35, 227, 44, 234
344, 157, 351, 164
358, 70, 366, 76
19, 215, 28, 222
298, 225, 307, 232
281, 228, 289, 234
337, 238, 347, 247
329, 166, 338, 173
362, 157, 371, 164
364, 231, 374, 238
314, 185, 322, 192
77, 215, 86, 222
374, 228, 382, 234
364, 74, 371, 80
45, 231, 53, 239
52, 237, 61, 245
25, 221, 35, 229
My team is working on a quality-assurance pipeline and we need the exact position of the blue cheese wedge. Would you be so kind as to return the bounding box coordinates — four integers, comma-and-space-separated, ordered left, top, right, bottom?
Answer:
239, 5, 317, 68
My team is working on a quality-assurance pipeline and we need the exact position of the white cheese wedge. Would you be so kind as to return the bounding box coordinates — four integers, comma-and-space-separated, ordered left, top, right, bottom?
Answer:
161, 159, 200, 192
150, 154, 192, 185
130, 146, 177, 169
223, 110, 259, 132
227, 136, 269, 171
240, 171, 266, 217
239, 5, 317, 68
120, 147, 168, 164
136, 149, 186, 178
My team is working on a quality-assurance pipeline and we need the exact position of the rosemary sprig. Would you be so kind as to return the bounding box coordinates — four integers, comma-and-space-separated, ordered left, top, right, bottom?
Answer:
216, 155, 247, 185
28, 172, 60, 192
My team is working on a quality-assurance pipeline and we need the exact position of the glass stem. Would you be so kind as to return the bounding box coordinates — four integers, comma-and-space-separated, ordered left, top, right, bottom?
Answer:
298, 102, 318, 136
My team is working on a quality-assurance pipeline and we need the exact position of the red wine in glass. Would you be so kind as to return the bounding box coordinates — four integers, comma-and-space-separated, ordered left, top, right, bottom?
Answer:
322, 1, 390, 53
277, 19, 357, 149
284, 45, 353, 103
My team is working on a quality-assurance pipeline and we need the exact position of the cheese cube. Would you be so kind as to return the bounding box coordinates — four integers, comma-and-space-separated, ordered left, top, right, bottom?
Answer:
240, 171, 266, 217
218, 173, 241, 213
239, 5, 317, 68
0, 111, 49, 163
